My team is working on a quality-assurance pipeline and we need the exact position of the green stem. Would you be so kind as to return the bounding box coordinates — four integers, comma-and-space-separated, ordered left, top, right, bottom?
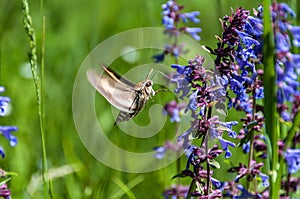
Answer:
186, 179, 196, 199
262, 0, 278, 198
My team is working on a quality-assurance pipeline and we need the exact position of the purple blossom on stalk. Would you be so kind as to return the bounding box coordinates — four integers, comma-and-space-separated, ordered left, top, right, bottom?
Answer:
172, 55, 238, 159
153, 0, 201, 62
186, 145, 222, 170
228, 160, 268, 187
208, 7, 265, 115
269, 3, 300, 121
156, 1, 299, 198
285, 149, 300, 174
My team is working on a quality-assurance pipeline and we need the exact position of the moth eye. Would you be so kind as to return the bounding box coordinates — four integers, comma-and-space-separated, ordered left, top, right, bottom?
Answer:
145, 81, 152, 87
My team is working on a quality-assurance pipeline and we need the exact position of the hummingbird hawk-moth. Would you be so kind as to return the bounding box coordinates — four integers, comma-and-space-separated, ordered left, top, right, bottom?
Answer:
87, 65, 155, 125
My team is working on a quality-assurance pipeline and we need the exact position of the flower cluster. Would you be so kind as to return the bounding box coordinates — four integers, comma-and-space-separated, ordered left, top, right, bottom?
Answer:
271, 3, 300, 121
161, 0, 201, 40
153, 0, 201, 63
169, 55, 240, 197
155, 2, 300, 198
172, 56, 237, 154
209, 7, 263, 114
0, 87, 17, 199
172, 145, 224, 198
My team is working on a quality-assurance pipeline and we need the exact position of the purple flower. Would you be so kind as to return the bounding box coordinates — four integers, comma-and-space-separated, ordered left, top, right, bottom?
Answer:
259, 173, 269, 187
236, 31, 259, 47
242, 142, 250, 154
275, 32, 290, 53
163, 184, 189, 198
246, 16, 263, 37
0, 126, 18, 147
157, 0, 201, 63
154, 146, 166, 159
164, 100, 185, 122
161, 1, 178, 29
211, 177, 222, 188
0, 87, 10, 117
171, 64, 192, 98
287, 25, 300, 47
154, 140, 185, 159
0, 146, 5, 158
278, 3, 296, 18
285, 149, 300, 174
219, 121, 238, 138
219, 137, 236, 158
177, 127, 193, 149
184, 27, 201, 41
180, 11, 200, 23
0, 184, 11, 199
185, 90, 198, 114
234, 184, 261, 199
255, 87, 264, 99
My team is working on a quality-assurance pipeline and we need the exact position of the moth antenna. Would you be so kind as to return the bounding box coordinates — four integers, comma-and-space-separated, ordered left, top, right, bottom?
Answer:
146, 68, 154, 80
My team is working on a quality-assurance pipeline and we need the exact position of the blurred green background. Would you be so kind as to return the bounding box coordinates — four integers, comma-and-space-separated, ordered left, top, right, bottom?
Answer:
0, 0, 278, 198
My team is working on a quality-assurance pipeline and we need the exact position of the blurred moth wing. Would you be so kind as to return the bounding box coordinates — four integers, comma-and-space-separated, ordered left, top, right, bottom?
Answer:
87, 65, 155, 124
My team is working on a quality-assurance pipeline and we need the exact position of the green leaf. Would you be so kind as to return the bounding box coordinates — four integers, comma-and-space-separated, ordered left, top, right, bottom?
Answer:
237, 130, 254, 147
171, 170, 193, 180
209, 159, 220, 169
0, 178, 11, 186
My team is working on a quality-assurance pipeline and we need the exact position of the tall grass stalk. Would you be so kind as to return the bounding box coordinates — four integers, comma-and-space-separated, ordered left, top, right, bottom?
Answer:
21, 0, 52, 198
